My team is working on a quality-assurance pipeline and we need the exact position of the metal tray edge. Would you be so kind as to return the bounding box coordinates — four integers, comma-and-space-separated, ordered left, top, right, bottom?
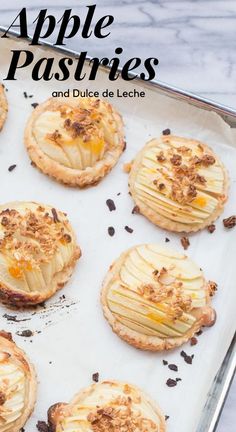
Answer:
0, 25, 235, 432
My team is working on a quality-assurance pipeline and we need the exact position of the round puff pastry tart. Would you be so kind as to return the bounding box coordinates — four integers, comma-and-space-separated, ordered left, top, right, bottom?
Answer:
0, 85, 8, 131
0, 201, 81, 306
48, 380, 166, 432
129, 135, 228, 232
25, 97, 125, 187
101, 244, 217, 351
0, 331, 37, 432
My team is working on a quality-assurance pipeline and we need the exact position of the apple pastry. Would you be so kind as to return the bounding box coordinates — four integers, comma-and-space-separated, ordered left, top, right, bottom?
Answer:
25, 97, 125, 187
0, 201, 81, 306
48, 380, 166, 432
129, 135, 228, 232
0, 331, 37, 432
101, 244, 216, 351
0, 84, 8, 131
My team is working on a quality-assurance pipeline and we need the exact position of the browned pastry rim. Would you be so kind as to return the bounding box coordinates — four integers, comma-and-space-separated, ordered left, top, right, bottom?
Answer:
0, 84, 8, 131
24, 97, 125, 187
129, 135, 229, 233
0, 331, 37, 432
101, 244, 216, 351
48, 380, 166, 432
0, 201, 81, 307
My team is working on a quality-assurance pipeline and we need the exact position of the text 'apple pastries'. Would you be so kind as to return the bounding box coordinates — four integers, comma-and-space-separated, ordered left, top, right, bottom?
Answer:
101, 244, 216, 351
0, 201, 81, 306
129, 135, 228, 232
48, 380, 166, 432
0, 331, 37, 432
0, 85, 8, 131
25, 97, 125, 187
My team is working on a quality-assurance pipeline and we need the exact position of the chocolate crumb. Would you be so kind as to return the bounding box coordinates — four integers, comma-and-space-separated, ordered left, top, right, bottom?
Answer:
207, 224, 216, 233
16, 330, 33, 337
108, 226, 115, 237
51, 208, 60, 223
132, 205, 140, 214
165, 415, 170, 421
176, 378, 182, 382
31, 161, 36, 167
8, 164, 17, 172
124, 225, 133, 233
196, 330, 203, 336
92, 372, 99, 383
180, 236, 190, 250
162, 128, 171, 135
190, 337, 198, 346
36, 421, 49, 432
223, 216, 236, 229
163, 360, 168, 366
168, 364, 178, 372
106, 199, 116, 212
180, 349, 193, 364
165, 238, 170, 243
166, 378, 177, 387
117, 192, 121, 196
31, 102, 39, 109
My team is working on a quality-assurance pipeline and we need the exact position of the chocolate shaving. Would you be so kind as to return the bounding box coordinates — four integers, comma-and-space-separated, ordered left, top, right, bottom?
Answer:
165, 238, 170, 242
168, 364, 178, 372
162, 128, 171, 135
180, 236, 190, 250
108, 226, 115, 237
8, 164, 17, 172
223, 216, 236, 229
31, 103, 39, 109
163, 360, 168, 366
180, 350, 193, 364
166, 378, 177, 387
92, 372, 99, 383
196, 330, 203, 336
124, 225, 133, 233
165, 415, 170, 421
207, 224, 216, 233
106, 199, 116, 212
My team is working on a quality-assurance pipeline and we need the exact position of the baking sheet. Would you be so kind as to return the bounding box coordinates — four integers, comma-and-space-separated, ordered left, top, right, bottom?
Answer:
0, 36, 236, 432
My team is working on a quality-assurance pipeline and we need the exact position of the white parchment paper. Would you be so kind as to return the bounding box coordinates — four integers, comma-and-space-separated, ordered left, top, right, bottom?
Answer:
0, 37, 236, 432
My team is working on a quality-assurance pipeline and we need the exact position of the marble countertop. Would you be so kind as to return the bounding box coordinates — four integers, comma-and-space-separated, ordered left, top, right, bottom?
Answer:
0, 1, 235, 431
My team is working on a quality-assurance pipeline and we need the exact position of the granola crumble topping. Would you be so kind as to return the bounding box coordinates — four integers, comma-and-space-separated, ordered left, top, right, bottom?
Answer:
0, 206, 71, 277
153, 140, 216, 205
138, 268, 192, 320
87, 397, 157, 432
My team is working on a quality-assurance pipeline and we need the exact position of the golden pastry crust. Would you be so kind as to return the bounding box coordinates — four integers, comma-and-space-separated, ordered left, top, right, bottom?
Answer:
0, 201, 81, 307
0, 84, 8, 131
101, 244, 216, 351
129, 135, 229, 233
48, 380, 166, 432
25, 97, 125, 187
0, 331, 37, 432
